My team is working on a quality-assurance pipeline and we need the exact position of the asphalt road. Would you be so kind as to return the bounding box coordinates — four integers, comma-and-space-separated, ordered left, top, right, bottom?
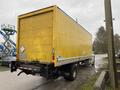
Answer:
0, 54, 107, 90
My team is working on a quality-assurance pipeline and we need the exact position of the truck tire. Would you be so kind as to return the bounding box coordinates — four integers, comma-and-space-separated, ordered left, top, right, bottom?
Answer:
63, 64, 77, 81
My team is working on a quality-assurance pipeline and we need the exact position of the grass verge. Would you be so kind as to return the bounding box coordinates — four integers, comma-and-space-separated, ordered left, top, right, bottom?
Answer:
105, 80, 113, 90
78, 72, 100, 90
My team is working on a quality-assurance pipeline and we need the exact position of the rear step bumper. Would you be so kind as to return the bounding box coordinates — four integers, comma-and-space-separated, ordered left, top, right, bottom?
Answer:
11, 61, 54, 78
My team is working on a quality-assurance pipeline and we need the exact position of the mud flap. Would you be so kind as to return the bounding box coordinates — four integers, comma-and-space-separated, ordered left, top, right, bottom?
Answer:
11, 61, 18, 72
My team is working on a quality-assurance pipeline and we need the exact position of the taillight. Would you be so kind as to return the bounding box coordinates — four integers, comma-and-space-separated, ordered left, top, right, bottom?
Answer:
52, 48, 55, 63
52, 55, 55, 63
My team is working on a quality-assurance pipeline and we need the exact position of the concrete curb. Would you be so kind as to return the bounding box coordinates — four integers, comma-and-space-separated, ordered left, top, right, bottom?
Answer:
94, 71, 108, 90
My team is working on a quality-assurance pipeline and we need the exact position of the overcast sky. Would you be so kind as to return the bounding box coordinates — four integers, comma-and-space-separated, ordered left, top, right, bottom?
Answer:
0, 0, 120, 43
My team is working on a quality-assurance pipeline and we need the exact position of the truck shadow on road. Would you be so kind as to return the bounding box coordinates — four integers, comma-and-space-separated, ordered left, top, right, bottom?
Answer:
31, 66, 95, 90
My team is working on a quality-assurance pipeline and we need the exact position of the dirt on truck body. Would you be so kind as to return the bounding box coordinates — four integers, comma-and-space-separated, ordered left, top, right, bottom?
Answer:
11, 5, 93, 81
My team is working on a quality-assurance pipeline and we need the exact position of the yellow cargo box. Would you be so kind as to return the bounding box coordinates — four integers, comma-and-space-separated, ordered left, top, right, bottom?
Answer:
17, 5, 92, 67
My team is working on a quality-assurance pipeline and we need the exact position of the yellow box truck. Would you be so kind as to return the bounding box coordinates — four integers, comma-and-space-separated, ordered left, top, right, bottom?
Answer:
11, 5, 93, 81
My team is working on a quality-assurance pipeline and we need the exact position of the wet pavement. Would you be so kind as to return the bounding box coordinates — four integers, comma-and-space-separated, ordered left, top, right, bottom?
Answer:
0, 54, 107, 90
95, 54, 108, 72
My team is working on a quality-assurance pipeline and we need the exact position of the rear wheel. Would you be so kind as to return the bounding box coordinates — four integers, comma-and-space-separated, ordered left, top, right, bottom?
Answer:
63, 64, 77, 81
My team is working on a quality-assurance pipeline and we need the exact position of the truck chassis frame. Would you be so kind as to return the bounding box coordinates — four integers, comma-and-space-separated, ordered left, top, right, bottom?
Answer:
11, 56, 94, 81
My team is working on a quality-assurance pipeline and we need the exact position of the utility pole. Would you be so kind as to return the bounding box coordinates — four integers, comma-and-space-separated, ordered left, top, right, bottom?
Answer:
104, 0, 118, 89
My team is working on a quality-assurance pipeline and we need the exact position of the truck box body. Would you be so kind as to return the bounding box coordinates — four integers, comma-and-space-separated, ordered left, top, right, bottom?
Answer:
17, 6, 92, 67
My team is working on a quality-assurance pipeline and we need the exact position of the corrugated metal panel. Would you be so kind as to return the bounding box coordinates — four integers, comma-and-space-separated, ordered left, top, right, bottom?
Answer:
18, 11, 53, 63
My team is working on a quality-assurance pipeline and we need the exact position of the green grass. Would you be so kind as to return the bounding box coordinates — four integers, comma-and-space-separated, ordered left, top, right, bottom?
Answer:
78, 73, 100, 90
78, 72, 119, 90
105, 80, 120, 90
105, 80, 113, 90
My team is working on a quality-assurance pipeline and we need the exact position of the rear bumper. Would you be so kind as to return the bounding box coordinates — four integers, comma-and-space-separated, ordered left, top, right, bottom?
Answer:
11, 61, 54, 78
